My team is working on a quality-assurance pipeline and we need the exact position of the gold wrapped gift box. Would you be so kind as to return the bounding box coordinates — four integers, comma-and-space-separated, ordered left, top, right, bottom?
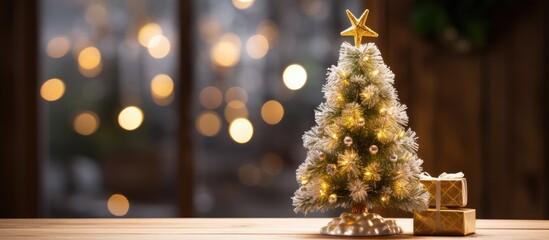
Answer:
420, 178, 467, 207
414, 208, 476, 236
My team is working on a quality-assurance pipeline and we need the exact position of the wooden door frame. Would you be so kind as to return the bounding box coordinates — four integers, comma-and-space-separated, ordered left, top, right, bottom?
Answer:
178, 0, 194, 217
0, 0, 40, 217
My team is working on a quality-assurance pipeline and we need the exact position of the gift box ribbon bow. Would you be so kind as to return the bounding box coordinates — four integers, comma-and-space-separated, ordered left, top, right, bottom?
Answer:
419, 172, 465, 231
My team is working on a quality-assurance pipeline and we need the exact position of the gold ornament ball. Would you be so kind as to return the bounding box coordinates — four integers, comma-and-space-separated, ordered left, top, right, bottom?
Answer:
318, 127, 324, 135
326, 164, 336, 175
344, 136, 353, 146
369, 145, 379, 155
328, 194, 337, 204
319, 152, 325, 159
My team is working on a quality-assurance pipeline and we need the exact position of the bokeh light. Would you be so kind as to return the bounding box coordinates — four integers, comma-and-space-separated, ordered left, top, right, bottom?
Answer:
261, 153, 284, 176
238, 164, 261, 186
79, 61, 102, 78
40, 78, 65, 102
199, 15, 221, 43
196, 111, 222, 137
225, 87, 248, 104
107, 194, 130, 217
46, 36, 71, 58
118, 106, 144, 131
84, 3, 108, 25
211, 33, 241, 68
73, 111, 100, 136
71, 34, 90, 58
151, 74, 174, 98
152, 94, 174, 106
229, 118, 253, 144
228, 100, 246, 108
151, 74, 174, 106
246, 34, 269, 59
224, 100, 248, 123
257, 21, 279, 45
300, 0, 330, 21
138, 23, 163, 47
232, 0, 255, 10
78, 46, 101, 70
283, 64, 307, 90
199, 86, 223, 109
261, 100, 284, 125
147, 35, 171, 59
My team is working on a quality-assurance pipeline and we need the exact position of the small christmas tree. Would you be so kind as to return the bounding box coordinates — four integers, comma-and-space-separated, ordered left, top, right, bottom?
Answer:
292, 9, 428, 228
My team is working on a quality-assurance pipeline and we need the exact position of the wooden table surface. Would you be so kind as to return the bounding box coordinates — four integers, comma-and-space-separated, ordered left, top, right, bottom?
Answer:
1, 218, 548, 239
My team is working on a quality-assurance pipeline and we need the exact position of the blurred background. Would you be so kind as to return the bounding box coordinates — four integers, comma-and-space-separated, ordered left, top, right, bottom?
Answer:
0, 0, 548, 219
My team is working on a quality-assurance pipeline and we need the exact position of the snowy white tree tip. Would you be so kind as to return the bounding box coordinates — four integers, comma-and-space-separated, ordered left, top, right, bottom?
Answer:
320, 212, 402, 236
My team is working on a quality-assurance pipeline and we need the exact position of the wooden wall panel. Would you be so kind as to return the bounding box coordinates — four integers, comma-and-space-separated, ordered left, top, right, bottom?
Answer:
367, 0, 548, 219
510, 3, 545, 218
485, 32, 514, 219
434, 53, 483, 215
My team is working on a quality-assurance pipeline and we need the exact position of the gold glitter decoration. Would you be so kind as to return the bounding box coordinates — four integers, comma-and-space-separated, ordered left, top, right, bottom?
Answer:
340, 9, 378, 47
414, 208, 476, 236
420, 178, 468, 207
321, 212, 402, 236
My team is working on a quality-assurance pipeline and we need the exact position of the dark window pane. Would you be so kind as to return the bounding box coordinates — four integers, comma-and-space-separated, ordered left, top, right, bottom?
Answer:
39, 0, 179, 217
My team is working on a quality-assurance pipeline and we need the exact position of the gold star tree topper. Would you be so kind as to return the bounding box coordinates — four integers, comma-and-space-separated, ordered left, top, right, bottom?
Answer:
341, 9, 378, 47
